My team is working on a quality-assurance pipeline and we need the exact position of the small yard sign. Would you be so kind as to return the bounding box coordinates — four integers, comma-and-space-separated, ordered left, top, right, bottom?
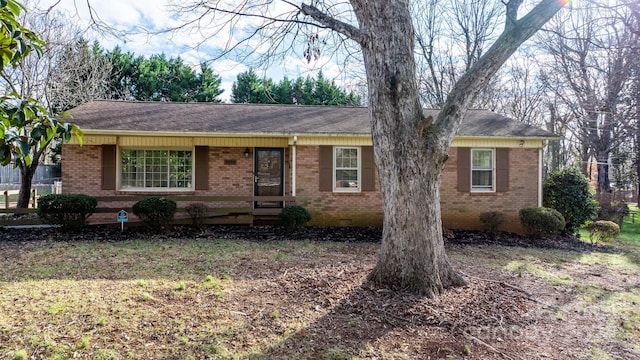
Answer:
117, 210, 128, 231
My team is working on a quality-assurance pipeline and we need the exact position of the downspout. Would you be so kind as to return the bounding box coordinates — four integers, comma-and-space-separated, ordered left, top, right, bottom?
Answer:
538, 145, 544, 207
292, 135, 297, 199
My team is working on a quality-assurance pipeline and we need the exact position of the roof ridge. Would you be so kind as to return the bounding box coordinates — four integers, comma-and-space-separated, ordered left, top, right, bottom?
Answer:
90, 99, 367, 109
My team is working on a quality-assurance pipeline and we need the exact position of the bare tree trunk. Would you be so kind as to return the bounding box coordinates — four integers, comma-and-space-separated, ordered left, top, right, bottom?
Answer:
16, 146, 46, 209
637, 128, 640, 206
342, 2, 464, 296
580, 143, 591, 177
596, 155, 612, 194
16, 161, 37, 208
546, 104, 561, 173
636, 79, 640, 207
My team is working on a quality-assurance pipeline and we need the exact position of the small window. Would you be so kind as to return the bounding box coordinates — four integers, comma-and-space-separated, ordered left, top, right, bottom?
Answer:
471, 149, 494, 192
334, 147, 361, 192
120, 149, 193, 190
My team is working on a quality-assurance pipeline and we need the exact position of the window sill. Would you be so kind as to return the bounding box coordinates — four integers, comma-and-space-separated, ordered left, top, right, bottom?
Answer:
333, 190, 362, 194
116, 189, 196, 195
469, 190, 497, 196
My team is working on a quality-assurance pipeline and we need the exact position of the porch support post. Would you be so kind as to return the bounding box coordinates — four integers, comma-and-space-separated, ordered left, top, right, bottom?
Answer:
291, 135, 297, 197
538, 146, 543, 207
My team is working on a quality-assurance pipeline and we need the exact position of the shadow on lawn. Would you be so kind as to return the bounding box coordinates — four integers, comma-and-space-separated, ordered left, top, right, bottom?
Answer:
249, 281, 462, 359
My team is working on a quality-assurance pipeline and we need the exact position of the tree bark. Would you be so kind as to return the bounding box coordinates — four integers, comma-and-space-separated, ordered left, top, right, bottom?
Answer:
636, 77, 640, 207
17, 161, 37, 208
16, 147, 46, 209
596, 157, 611, 194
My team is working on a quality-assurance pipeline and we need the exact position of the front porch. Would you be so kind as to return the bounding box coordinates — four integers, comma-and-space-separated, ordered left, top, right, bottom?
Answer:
0, 195, 296, 227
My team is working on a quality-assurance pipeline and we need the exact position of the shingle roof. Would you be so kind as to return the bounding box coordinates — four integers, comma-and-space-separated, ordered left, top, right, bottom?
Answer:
66, 100, 556, 138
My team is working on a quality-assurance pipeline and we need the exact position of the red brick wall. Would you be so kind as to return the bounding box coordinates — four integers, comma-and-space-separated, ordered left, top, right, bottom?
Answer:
62, 144, 539, 232
62, 145, 107, 197
440, 147, 539, 233
294, 146, 384, 226
62, 145, 255, 223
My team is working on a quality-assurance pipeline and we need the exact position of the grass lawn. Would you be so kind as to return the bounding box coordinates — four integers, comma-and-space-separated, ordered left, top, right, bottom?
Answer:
618, 203, 640, 243
579, 203, 640, 244
1, 233, 639, 359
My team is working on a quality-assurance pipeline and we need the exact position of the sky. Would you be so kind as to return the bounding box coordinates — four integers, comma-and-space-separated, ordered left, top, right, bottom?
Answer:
33, 0, 360, 102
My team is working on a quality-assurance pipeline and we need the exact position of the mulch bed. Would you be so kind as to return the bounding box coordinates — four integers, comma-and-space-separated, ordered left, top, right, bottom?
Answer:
0, 223, 614, 253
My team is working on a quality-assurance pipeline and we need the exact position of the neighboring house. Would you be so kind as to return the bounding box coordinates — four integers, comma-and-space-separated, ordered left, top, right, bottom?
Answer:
63, 100, 557, 232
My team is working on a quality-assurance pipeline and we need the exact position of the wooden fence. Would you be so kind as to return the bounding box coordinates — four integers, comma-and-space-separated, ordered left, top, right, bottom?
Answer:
2, 189, 38, 209
0, 195, 295, 227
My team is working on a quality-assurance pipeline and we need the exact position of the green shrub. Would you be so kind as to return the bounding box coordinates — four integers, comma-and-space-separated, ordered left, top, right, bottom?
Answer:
132, 197, 177, 231
519, 207, 565, 238
185, 202, 209, 228
587, 220, 620, 244
278, 205, 311, 232
479, 211, 507, 235
543, 166, 598, 235
37, 194, 97, 229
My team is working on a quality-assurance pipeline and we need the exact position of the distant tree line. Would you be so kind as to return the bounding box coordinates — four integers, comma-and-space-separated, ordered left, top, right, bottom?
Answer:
46, 41, 361, 108
230, 69, 361, 106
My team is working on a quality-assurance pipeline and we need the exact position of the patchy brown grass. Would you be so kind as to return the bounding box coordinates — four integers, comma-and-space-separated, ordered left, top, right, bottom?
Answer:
0, 236, 639, 359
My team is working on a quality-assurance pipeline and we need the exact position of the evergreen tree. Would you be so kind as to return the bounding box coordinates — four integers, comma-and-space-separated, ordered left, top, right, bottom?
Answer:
231, 70, 360, 106
106, 51, 223, 102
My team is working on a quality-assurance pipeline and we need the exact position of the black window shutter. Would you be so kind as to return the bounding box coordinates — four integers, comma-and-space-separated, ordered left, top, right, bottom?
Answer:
496, 148, 510, 192
361, 146, 375, 191
195, 146, 209, 190
101, 145, 116, 190
319, 146, 333, 192
457, 147, 471, 192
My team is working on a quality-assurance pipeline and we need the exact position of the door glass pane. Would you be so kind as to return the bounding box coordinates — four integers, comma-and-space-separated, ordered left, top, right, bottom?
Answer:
255, 149, 283, 207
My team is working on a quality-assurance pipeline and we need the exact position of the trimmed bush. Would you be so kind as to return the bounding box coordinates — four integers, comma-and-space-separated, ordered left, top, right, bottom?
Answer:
479, 211, 507, 235
543, 166, 598, 235
132, 197, 177, 231
587, 220, 620, 244
278, 205, 311, 232
185, 202, 209, 228
37, 194, 97, 229
519, 207, 565, 238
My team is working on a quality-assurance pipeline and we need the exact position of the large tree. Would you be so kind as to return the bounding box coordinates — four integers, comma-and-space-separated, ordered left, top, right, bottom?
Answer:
47, 38, 112, 113
540, 2, 636, 194
163, 0, 569, 296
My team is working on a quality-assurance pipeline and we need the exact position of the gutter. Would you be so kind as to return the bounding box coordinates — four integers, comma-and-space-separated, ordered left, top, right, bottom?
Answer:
78, 130, 560, 141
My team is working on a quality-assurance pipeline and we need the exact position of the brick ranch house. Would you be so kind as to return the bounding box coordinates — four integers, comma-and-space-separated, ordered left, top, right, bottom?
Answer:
63, 100, 557, 233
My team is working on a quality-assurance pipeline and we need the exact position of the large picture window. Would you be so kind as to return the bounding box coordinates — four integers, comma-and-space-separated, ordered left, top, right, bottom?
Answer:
471, 149, 494, 192
120, 149, 193, 190
334, 147, 360, 192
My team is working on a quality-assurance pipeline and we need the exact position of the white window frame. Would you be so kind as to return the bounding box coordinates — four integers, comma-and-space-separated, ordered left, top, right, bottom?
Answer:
118, 147, 195, 192
333, 146, 361, 193
470, 148, 495, 192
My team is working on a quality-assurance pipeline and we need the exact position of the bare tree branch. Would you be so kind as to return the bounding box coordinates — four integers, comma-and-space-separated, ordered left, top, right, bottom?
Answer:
300, 2, 363, 43
435, 0, 566, 139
